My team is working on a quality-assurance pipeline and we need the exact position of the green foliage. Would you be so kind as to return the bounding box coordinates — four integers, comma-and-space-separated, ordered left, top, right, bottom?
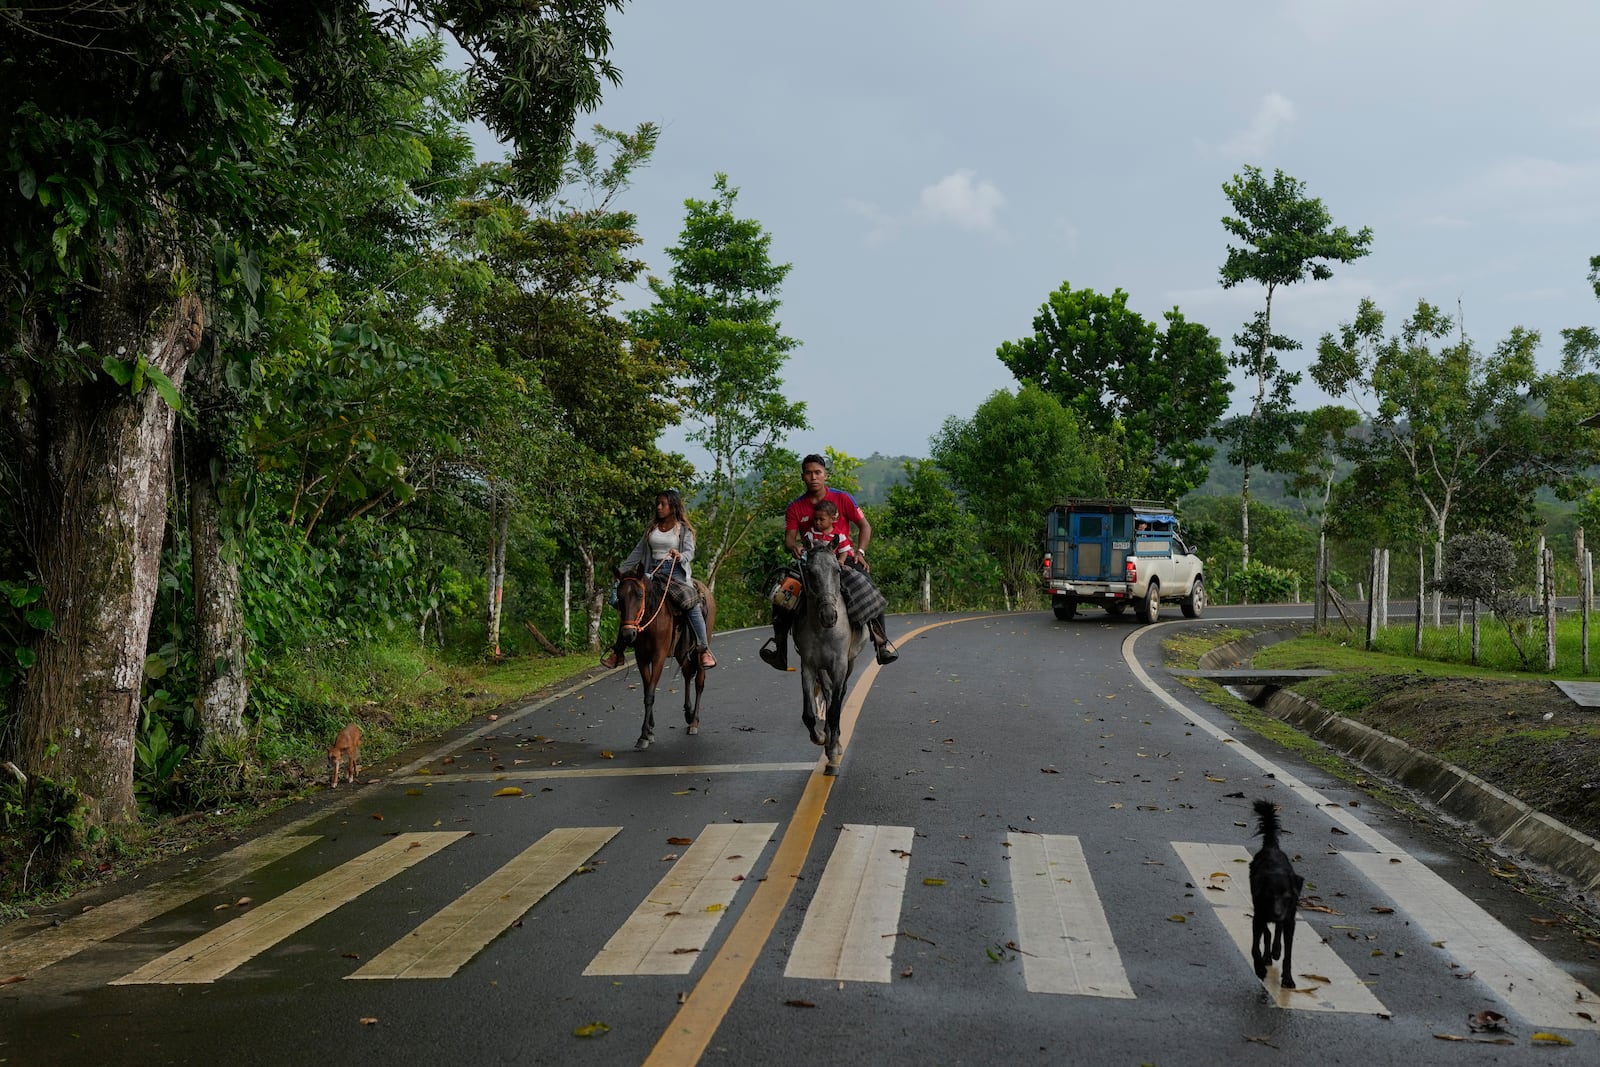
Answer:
930, 385, 1103, 606
1312, 299, 1567, 552
631, 173, 808, 585
872, 461, 991, 610
0, 769, 99, 894
1218, 166, 1372, 564
1229, 562, 1301, 604
996, 283, 1230, 500
0, 580, 51, 692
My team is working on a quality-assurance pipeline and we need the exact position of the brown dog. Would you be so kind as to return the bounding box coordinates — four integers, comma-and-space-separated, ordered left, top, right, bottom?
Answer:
328, 724, 362, 787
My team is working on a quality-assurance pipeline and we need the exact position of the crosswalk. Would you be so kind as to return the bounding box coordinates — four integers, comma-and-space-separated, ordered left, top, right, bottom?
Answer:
5, 822, 1598, 1033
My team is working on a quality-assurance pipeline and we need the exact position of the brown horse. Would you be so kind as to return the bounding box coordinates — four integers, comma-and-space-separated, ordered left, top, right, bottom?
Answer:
613, 563, 716, 750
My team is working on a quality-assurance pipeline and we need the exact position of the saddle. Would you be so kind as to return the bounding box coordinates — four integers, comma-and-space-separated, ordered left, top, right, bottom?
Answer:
772, 563, 885, 626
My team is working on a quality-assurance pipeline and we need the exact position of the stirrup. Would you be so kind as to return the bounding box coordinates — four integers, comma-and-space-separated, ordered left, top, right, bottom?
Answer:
700, 649, 717, 669
601, 649, 624, 669
874, 640, 899, 666
758, 637, 788, 671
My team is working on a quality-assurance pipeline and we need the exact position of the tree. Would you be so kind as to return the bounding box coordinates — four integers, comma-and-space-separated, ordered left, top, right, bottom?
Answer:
630, 174, 808, 587
441, 126, 684, 654
1219, 166, 1372, 568
1275, 405, 1363, 627
929, 385, 1104, 607
1312, 299, 1547, 623
0, 1, 627, 830
997, 284, 1230, 500
874, 461, 979, 612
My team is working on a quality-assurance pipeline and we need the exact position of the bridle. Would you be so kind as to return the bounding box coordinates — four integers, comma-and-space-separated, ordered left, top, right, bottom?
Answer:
620, 557, 677, 633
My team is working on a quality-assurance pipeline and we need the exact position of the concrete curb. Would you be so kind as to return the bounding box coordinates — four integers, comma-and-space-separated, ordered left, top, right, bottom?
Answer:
1196, 630, 1600, 896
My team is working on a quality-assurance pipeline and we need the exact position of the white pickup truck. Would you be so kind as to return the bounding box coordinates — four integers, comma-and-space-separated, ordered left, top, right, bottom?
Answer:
1041, 499, 1205, 623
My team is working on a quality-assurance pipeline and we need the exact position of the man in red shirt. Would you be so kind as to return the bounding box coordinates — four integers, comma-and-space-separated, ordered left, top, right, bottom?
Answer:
759, 454, 899, 670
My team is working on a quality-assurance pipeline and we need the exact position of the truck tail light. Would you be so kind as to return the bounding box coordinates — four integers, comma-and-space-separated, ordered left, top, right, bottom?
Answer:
1125, 557, 1137, 583
1042, 553, 1051, 578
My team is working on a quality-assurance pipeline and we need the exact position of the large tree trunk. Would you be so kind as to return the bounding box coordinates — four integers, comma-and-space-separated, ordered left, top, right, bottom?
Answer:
187, 432, 248, 750
12, 241, 203, 828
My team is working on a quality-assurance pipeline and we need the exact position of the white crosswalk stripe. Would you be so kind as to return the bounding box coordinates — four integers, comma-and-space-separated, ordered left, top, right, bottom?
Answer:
1007, 832, 1134, 998
112, 832, 466, 985
349, 826, 621, 980
785, 824, 914, 983
584, 822, 778, 976
1343, 850, 1600, 1031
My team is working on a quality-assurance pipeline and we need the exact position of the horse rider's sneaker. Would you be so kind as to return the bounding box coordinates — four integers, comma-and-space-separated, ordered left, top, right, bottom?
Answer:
601, 649, 624, 669
758, 637, 788, 671
874, 641, 899, 666
700, 650, 717, 669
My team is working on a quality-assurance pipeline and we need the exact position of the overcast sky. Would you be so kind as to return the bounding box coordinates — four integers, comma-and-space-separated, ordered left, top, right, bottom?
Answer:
526, 0, 1600, 464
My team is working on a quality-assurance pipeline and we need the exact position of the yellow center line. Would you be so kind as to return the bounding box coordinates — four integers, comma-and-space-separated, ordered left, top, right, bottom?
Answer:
642, 615, 1001, 1067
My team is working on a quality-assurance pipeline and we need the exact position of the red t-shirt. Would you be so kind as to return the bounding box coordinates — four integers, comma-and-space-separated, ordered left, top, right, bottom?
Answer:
802, 527, 856, 562
786, 490, 866, 545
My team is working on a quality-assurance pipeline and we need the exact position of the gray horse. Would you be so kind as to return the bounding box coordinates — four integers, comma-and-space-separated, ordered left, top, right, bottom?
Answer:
792, 547, 870, 774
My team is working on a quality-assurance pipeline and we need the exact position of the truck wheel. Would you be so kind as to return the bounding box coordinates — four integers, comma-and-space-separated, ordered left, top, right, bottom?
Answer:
1181, 577, 1205, 619
1137, 581, 1160, 624
1053, 600, 1077, 621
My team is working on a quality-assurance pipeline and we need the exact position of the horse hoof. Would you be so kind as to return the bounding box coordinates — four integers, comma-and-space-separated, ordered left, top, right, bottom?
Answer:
635, 737, 652, 751
687, 723, 698, 735
823, 760, 839, 776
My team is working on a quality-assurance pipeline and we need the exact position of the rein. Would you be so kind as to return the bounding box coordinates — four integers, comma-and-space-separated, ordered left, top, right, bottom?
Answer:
622, 557, 677, 633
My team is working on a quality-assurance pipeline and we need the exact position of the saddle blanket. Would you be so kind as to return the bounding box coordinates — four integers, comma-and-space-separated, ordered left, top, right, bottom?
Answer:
839, 566, 887, 626
650, 575, 703, 612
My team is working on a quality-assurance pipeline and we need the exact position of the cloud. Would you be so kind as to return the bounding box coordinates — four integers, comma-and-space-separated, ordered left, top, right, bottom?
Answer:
849, 170, 1009, 244
1218, 92, 1296, 160
917, 170, 1007, 233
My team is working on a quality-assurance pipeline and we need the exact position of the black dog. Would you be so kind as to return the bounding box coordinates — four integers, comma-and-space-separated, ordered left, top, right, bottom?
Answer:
1249, 799, 1305, 988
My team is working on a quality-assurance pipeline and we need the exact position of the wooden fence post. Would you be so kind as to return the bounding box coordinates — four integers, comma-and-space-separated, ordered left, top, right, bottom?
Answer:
1584, 549, 1592, 676
1544, 544, 1557, 672
1414, 544, 1424, 655
1366, 548, 1379, 650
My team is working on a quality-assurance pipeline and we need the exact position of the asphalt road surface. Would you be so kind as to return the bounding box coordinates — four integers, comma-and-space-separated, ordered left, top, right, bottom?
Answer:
4, 606, 1598, 1065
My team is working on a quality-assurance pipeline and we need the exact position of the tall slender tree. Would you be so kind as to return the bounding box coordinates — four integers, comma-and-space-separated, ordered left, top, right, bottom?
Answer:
630, 174, 808, 587
1219, 166, 1372, 568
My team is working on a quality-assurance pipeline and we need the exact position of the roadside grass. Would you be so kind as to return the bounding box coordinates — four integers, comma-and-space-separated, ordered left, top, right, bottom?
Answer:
1161, 627, 1431, 822
0, 646, 597, 921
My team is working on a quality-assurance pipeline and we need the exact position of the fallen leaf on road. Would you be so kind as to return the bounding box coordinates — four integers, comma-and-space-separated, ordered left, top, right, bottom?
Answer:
1299, 973, 1331, 985
785, 1000, 816, 1009
573, 1022, 610, 1038
1, 976, 27, 986
1370, 906, 1394, 914
923, 878, 946, 886
360, 1017, 378, 1026
1205, 775, 1227, 783
1040, 768, 1059, 774
601, 751, 614, 760
1468, 1010, 1508, 1032
493, 787, 524, 797
1531, 1032, 1574, 1046
667, 836, 693, 845
1168, 914, 1187, 923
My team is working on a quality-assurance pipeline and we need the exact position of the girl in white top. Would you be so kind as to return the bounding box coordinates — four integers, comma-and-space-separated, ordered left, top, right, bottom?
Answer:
603, 490, 715, 669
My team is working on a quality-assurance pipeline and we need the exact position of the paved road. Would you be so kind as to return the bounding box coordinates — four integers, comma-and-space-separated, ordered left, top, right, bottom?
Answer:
4, 607, 1598, 1065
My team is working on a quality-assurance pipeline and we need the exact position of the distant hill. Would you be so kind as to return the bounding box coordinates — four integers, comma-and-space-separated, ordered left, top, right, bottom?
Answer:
849, 453, 917, 506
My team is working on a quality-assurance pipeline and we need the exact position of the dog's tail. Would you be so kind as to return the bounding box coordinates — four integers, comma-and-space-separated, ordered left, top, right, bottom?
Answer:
1253, 799, 1283, 848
